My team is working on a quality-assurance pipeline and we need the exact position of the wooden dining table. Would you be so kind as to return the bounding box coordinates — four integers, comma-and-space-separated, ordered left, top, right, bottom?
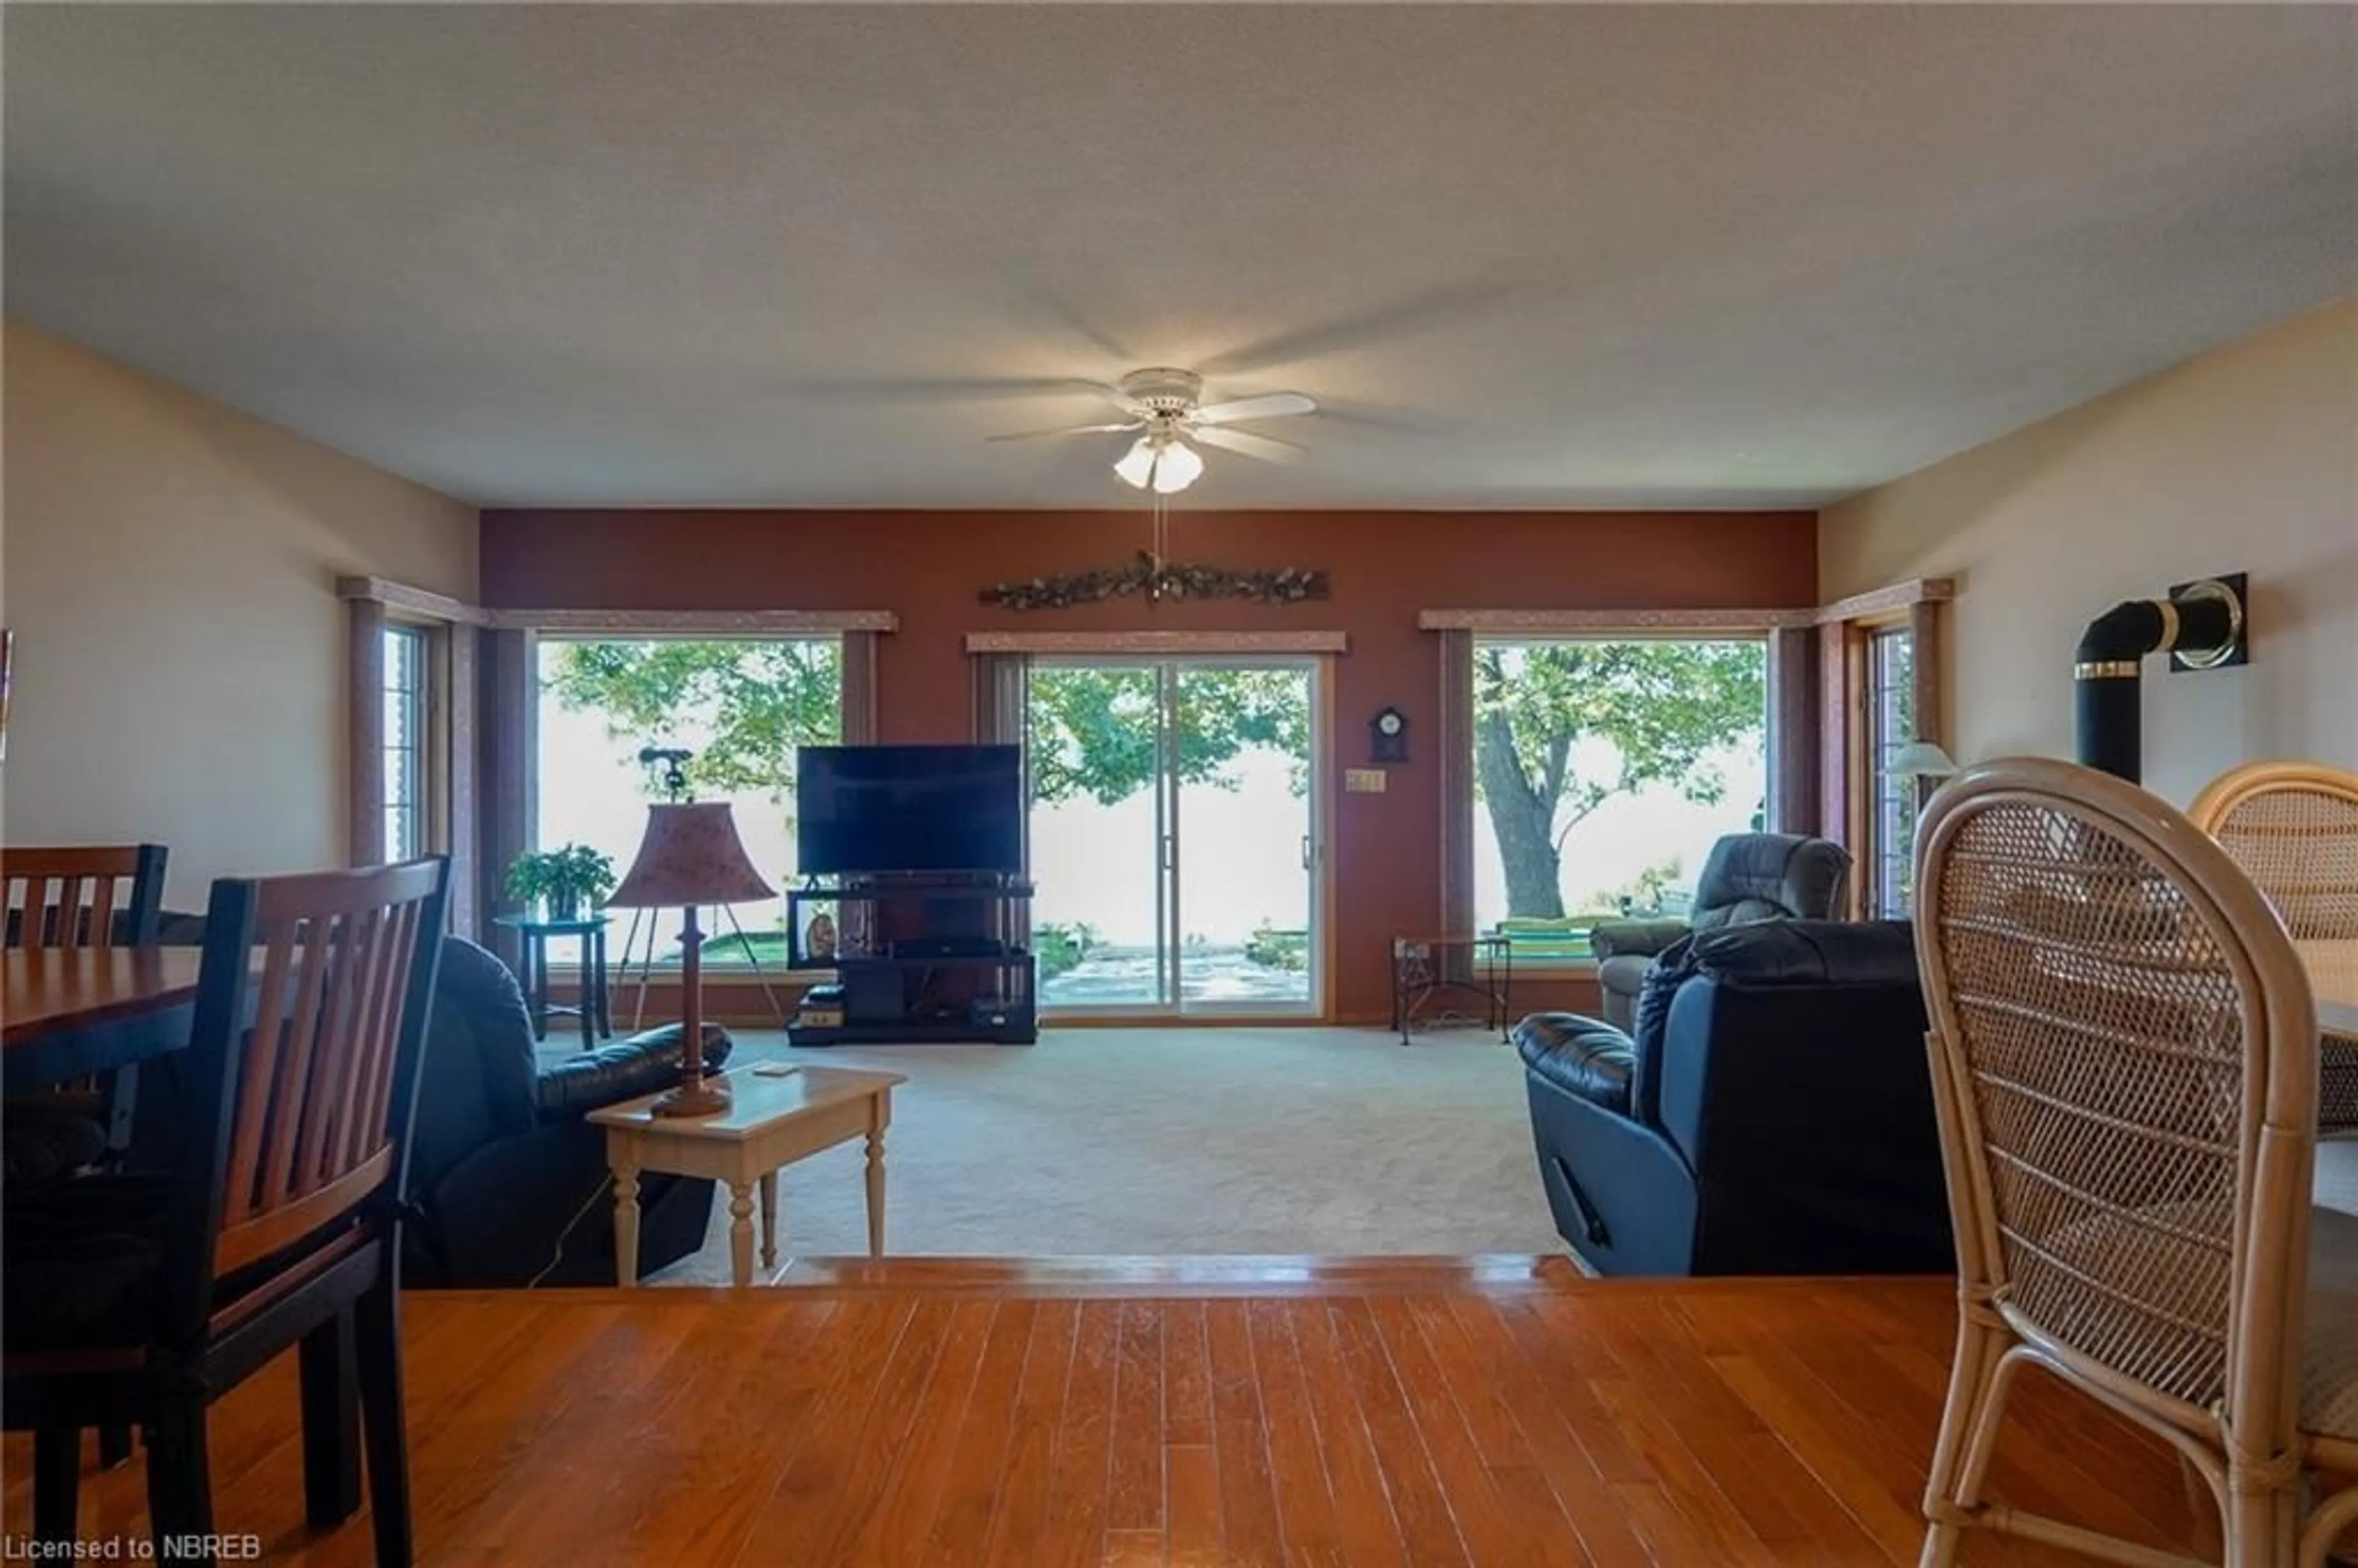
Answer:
2298, 939, 2357, 1141
2, 946, 204, 1092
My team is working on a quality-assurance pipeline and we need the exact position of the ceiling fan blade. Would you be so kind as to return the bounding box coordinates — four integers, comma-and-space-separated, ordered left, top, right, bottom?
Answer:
1197, 274, 1557, 377
1193, 392, 1318, 425
1193, 425, 1305, 463
795, 374, 1119, 405
987, 420, 1145, 443
1078, 381, 1152, 417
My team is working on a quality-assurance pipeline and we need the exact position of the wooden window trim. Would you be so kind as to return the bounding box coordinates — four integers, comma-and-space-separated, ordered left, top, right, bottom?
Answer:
346, 599, 387, 869
1418, 608, 1809, 634
1815, 583, 1948, 917
965, 630, 1348, 654
495, 608, 895, 634
1842, 621, 1872, 915
338, 575, 487, 626
1815, 576, 1955, 625
334, 579, 898, 635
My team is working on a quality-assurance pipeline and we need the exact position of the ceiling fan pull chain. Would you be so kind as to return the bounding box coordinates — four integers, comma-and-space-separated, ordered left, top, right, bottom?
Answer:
1152, 493, 1170, 593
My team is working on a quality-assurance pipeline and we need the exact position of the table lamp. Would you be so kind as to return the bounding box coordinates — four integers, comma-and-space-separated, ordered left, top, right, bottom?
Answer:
604, 801, 775, 1117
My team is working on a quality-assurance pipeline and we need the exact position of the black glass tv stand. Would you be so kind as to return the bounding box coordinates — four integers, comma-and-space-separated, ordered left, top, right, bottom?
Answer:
784, 874, 1037, 1046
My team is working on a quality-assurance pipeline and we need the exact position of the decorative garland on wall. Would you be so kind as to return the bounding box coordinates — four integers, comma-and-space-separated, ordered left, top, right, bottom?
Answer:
979, 551, 1330, 611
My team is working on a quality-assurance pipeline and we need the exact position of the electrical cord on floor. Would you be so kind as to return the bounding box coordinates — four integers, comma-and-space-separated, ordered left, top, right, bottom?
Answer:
527, 1173, 615, 1289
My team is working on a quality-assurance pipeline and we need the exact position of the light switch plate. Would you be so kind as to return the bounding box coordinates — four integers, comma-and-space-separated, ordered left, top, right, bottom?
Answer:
1344, 768, 1388, 794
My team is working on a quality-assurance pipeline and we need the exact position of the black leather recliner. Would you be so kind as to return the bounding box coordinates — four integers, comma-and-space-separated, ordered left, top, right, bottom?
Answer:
402, 936, 732, 1287
1516, 919, 1950, 1277
1588, 833, 1853, 1030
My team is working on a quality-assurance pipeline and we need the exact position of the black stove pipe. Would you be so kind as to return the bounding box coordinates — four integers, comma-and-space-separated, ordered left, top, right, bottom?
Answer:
2074, 589, 2239, 784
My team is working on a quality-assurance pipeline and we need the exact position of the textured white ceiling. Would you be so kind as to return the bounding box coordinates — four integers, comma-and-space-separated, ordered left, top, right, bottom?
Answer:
6, 4, 2354, 510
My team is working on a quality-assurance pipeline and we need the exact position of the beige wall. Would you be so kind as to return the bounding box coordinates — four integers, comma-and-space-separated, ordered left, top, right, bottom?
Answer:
1823, 297, 2358, 807
0, 320, 478, 906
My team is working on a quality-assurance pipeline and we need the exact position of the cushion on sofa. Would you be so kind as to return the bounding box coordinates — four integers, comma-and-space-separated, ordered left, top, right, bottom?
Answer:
1623, 920, 1916, 1127
1512, 1012, 1634, 1115
1683, 918, 1918, 986
1686, 834, 1851, 931
1594, 953, 1656, 999
1630, 932, 1698, 1066
534, 1023, 733, 1116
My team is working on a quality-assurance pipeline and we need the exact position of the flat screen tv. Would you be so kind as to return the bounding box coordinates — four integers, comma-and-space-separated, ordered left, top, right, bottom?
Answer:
796, 744, 1024, 875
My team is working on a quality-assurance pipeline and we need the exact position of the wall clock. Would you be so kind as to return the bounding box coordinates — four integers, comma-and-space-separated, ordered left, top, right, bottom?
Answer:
1370, 705, 1409, 764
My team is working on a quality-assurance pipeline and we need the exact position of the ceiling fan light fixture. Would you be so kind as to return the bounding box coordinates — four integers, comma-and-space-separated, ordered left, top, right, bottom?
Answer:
995, 367, 1313, 492
1113, 436, 1158, 489
1151, 438, 1204, 494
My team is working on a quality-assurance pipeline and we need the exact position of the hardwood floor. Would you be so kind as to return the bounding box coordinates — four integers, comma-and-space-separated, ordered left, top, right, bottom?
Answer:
0, 1267, 2250, 1566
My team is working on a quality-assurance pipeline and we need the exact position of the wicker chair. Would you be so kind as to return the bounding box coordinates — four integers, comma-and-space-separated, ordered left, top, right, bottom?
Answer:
2189, 763, 2358, 942
2191, 761, 2358, 1139
1913, 756, 2356, 1568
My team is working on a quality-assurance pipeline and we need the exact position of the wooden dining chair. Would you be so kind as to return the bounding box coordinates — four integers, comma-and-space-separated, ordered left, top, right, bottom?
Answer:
1913, 757, 2356, 1567
3, 847, 170, 1474
3, 857, 449, 1566
2, 844, 169, 951
2, 844, 170, 1161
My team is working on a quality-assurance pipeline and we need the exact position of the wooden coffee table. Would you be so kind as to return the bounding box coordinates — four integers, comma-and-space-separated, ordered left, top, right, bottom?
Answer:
588, 1063, 906, 1286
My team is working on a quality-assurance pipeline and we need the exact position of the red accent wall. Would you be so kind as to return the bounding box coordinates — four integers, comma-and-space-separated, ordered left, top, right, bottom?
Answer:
481, 508, 1818, 1023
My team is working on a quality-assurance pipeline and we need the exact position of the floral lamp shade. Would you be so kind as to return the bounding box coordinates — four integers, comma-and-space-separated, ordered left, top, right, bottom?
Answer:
605, 802, 776, 909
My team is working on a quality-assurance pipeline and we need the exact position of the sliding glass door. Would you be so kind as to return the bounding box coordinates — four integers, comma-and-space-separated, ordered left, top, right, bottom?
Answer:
1027, 657, 1322, 1016
1029, 662, 1172, 1009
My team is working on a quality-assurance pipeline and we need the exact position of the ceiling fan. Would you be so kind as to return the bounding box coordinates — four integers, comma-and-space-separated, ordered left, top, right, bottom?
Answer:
987, 367, 1317, 494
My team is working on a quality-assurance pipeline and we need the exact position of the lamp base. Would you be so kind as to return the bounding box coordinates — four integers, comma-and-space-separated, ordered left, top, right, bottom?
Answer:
650, 1073, 733, 1119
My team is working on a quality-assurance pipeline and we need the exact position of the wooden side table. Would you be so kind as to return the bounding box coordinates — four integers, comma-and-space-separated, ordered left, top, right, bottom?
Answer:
1391, 933, 1512, 1046
588, 1064, 906, 1286
494, 914, 610, 1047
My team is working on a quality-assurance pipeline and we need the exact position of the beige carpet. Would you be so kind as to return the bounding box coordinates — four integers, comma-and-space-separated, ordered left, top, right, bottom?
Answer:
644, 1025, 1565, 1285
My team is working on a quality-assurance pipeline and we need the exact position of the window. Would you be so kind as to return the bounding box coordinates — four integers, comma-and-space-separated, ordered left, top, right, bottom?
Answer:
381, 624, 432, 861
1471, 637, 1768, 963
534, 637, 841, 971
1867, 625, 1918, 917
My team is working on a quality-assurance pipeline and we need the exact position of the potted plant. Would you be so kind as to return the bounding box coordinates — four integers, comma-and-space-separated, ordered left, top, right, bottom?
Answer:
504, 843, 617, 922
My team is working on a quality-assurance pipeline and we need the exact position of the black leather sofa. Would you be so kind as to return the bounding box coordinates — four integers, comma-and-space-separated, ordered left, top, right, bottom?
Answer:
1515, 919, 1950, 1277
402, 937, 731, 1287
1589, 833, 1852, 1031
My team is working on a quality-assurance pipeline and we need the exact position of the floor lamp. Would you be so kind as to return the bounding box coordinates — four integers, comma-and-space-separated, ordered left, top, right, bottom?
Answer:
1891, 740, 1961, 806
605, 801, 776, 1117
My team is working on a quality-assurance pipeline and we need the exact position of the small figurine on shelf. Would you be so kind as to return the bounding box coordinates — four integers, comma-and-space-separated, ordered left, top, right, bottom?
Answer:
804, 909, 838, 962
